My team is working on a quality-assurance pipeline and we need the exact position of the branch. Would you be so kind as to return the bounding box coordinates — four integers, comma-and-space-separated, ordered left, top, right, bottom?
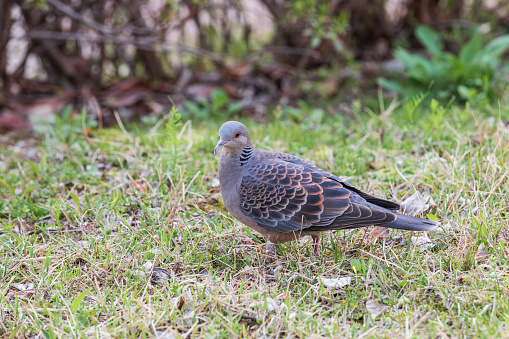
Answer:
26, 31, 226, 62
258, 0, 282, 21
47, 0, 115, 36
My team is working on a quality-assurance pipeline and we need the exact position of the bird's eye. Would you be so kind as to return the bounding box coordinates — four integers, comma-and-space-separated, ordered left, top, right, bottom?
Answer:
235, 132, 240, 138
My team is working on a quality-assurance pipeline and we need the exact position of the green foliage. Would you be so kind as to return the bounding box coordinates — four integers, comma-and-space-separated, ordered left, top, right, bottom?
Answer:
164, 104, 184, 171
183, 89, 242, 120
283, 100, 325, 124
379, 25, 509, 104
1, 103, 509, 337
283, 1, 349, 53
31, 106, 97, 145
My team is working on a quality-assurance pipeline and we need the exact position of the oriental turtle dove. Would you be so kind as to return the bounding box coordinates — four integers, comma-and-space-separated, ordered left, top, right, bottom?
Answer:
214, 121, 438, 255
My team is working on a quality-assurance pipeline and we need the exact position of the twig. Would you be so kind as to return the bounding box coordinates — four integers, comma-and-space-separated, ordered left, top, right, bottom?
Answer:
47, 0, 115, 37
259, 0, 282, 20
26, 31, 225, 62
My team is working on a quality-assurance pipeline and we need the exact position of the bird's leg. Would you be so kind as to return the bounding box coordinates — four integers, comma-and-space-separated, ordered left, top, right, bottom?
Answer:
266, 241, 277, 256
312, 235, 320, 256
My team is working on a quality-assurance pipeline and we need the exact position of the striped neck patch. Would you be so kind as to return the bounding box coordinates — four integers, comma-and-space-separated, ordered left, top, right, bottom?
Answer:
240, 145, 254, 166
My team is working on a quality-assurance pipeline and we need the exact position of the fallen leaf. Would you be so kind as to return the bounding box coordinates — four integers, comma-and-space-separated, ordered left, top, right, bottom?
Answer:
290, 273, 312, 282
12, 282, 35, 292
272, 264, 284, 279
150, 267, 172, 285
210, 178, 220, 188
411, 233, 435, 252
0, 111, 27, 133
83, 325, 111, 338
175, 295, 186, 310
276, 291, 287, 301
401, 191, 431, 216
68, 240, 90, 250
141, 261, 154, 272
385, 234, 406, 247
140, 261, 172, 285
154, 331, 176, 339
265, 297, 279, 313
476, 243, 489, 260
177, 308, 195, 327
366, 299, 387, 318
365, 226, 391, 245
128, 180, 149, 193
320, 277, 352, 289
250, 297, 279, 313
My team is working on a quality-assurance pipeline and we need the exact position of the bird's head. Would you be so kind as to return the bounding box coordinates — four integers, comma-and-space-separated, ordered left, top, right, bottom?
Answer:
214, 121, 251, 154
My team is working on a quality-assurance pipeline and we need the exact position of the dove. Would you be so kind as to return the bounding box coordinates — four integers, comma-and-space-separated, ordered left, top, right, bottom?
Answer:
214, 121, 438, 255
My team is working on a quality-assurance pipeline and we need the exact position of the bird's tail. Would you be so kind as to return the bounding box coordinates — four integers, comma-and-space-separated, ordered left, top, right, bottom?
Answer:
381, 213, 439, 232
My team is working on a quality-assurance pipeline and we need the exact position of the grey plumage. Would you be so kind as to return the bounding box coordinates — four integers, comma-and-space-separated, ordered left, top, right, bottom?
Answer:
215, 121, 438, 255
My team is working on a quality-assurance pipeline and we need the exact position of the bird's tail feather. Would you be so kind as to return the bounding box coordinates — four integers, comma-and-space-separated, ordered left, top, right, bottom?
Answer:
381, 214, 439, 232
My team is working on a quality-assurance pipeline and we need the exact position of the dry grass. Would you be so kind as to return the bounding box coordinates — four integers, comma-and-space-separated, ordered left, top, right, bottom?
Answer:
0, 104, 508, 338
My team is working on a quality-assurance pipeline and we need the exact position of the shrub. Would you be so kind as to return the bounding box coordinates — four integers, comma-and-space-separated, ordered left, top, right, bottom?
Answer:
379, 25, 509, 103
183, 89, 243, 120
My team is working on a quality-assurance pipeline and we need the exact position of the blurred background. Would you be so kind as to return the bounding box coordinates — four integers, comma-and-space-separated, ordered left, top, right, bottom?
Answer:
1, 0, 509, 132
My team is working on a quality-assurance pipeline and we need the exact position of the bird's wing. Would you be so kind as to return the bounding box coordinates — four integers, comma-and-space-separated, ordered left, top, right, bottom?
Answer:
239, 158, 397, 233
239, 159, 349, 232
274, 151, 400, 210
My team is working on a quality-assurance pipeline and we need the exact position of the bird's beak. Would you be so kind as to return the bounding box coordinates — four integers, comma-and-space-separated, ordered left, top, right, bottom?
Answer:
214, 139, 228, 154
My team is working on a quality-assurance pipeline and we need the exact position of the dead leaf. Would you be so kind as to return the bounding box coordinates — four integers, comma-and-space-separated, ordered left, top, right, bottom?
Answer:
366, 299, 387, 318
177, 308, 195, 327
140, 261, 172, 285
11, 282, 35, 292
68, 240, 90, 250
365, 226, 391, 245
276, 291, 287, 301
0, 111, 27, 133
265, 297, 279, 312
175, 295, 186, 310
385, 234, 406, 247
476, 243, 489, 260
250, 297, 279, 313
188, 194, 220, 210
128, 180, 149, 193
400, 191, 431, 216
320, 277, 352, 289
210, 178, 220, 188
150, 267, 172, 285
84, 325, 112, 338
154, 331, 176, 339
290, 273, 312, 282
25, 97, 67, 122
411, 233, 435, 252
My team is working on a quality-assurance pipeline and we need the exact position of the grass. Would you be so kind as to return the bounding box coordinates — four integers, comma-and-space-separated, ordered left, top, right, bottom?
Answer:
0, 99, 508, 338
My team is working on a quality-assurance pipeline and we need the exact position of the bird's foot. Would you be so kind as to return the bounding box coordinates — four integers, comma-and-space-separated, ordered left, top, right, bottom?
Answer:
312, 235, 320, 256
313, 244, 320, 256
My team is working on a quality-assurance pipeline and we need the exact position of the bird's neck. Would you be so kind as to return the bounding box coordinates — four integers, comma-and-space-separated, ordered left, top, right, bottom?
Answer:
219, 145, 255, 185
220, 145, 254, 164
239, 145, 254, 166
